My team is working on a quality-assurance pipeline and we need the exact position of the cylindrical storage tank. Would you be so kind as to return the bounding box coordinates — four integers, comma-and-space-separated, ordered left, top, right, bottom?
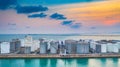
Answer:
31, 40, 40, 52
96, 44, 101, 53
101, 44, 107, 53
50, 41, 58, 54
116, 42, 120, 52
0, 42, 10, 54
107, 43, 113, 53
40, 41, 48, 54
113, 44, 119, 53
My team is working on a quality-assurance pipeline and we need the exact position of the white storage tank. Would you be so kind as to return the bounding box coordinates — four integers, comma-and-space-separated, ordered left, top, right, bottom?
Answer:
113, 43, 119, 53
40, 41, 48, 54
90, 41, 97, 50
77, 41, 90, 54
101, 44, 107, 53
20, 39, 25, 47
31, 40, 40, 52
107, 43, 114, 53
107, 43, 119, 53
117, 42, 120, 52
24, 36, 33, 47
0, 42, 10, 54
50, 41, 58, 54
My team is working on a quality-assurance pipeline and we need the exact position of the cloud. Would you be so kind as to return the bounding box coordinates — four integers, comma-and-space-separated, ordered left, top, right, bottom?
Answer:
8, 23, 16, 26
16, 5, 48, 14
26, 26, 30, 29
28, 13, 47, 18
0, 0, 17, 10
50, 13, 67, 20
61, 21, 81, 29
71, 23, 81, 29
90, 27, 96, 29
61, 20, 73, 25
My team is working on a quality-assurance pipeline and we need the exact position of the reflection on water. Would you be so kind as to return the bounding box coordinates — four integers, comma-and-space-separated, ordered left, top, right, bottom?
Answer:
77, 58, 88, 67
0, 58, 120, 67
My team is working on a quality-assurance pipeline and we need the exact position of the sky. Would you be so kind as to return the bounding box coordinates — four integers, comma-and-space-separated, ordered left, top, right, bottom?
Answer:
0, 0, 120, 34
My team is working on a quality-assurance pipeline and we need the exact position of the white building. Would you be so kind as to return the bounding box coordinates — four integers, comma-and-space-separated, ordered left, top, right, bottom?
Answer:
0, 42, 10, 54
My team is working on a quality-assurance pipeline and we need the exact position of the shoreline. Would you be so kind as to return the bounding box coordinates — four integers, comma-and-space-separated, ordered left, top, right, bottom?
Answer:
0, 54, 120, 59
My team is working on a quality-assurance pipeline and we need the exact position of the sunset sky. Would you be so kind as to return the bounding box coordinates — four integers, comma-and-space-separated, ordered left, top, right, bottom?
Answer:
0, 0, 120, 34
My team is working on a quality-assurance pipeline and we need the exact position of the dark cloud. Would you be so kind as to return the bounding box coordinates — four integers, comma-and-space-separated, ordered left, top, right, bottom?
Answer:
61, 21, 73, 25
28, 13, 47, 18
71, 23, 81, 29
16, 5, 48, 14
50, 13, 67, 20
0, 0, 17, 10
61, 21, 81, 29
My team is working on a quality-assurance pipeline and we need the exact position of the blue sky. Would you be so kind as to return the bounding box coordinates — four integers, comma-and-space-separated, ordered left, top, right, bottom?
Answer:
0, 0, 120, 34
18, 0, 101, 5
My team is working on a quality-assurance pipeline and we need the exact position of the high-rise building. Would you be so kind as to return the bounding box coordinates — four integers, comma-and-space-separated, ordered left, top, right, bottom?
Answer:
0, 42, 10, 54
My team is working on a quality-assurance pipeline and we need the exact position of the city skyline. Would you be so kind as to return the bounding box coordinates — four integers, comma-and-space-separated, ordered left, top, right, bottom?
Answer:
0, 0, 120, 34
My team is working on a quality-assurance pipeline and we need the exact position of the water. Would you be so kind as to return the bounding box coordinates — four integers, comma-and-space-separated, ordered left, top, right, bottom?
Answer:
0, 34, 120, 42
0, 34, 69, 42
0, 58, 120, 67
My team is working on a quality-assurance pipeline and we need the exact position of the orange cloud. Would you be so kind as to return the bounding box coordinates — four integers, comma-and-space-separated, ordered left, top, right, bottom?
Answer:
55, 0, 120, 26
